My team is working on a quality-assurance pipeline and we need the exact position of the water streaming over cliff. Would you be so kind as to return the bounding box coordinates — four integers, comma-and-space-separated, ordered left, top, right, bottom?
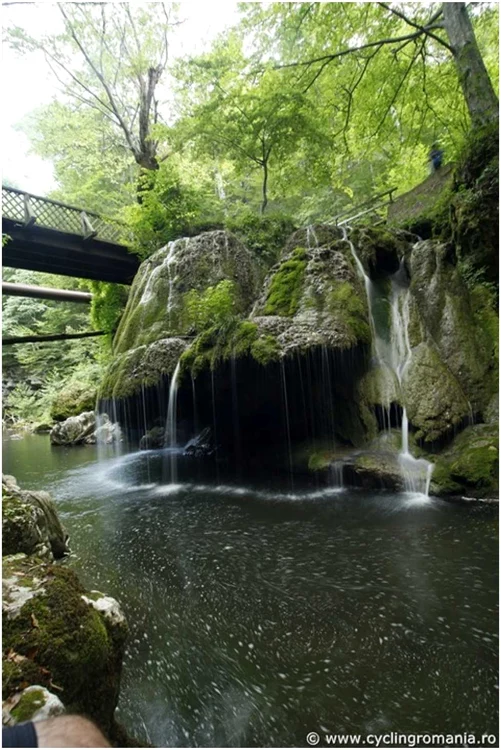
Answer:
341, 227, 433, 497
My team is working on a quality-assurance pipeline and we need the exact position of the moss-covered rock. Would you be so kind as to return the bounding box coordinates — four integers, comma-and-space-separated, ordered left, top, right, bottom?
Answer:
402, 342, 471, 445
113, 231, 259, 355
2, 475, 68, 561
50, 383, 97, 423
349, 451, 404, 491
431, 424, 499, 498
2, 554, 127, 737
99, 230, 259, 399
349, 226, 412, 278
251, 228, 372, 356
100, 337, 188, 400
449, 123, 499, 285
3, 685, 65, 725
408, 240, 497, 419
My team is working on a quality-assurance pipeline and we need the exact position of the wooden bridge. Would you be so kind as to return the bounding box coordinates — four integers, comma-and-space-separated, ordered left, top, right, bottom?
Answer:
2, 186, 139, 285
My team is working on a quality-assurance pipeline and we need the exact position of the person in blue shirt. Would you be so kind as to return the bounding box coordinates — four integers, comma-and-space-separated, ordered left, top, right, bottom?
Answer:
429, 143, 444, 172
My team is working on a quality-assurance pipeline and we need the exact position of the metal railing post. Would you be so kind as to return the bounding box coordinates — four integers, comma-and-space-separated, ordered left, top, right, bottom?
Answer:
81, 212, 98, 240
23, 194, 36, 227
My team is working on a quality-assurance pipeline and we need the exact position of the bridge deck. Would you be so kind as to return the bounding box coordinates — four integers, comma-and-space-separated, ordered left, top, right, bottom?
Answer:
2, 186, 140, 284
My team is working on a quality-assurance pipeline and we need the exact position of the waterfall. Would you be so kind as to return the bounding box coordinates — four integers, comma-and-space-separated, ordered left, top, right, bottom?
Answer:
342, 227, 434, 497
165, 361, 181, 483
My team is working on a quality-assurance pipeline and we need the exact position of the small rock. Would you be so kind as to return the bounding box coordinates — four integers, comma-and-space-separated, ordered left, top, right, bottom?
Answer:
3, 686, 65, 726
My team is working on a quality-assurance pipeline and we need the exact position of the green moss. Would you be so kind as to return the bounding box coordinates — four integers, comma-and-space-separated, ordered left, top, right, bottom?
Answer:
263, 248, 307, 316
3, 561, 126, 734
431, 425, 499, 497
10, 689, 47, 723
50, 383, 97, 422
308, 451, 332, 472
328, 281, 371, 344
250, 335, 281, 366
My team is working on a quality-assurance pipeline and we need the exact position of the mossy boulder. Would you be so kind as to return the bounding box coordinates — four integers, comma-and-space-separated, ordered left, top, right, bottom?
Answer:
2, 554, 127, 737
100, 337, 187, 401
408, 240, 497, 419
251, 228, 371, 356
2, 475, 68, 561
431, 424, 499, 498
50, 383, 97, 423
402, 342, 471, 445
99, 230, 259, 399
348, 451, 404, 491
113, 230, 259, 355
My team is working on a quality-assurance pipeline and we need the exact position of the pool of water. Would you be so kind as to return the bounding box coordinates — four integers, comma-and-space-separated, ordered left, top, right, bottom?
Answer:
3, 434, 498, 747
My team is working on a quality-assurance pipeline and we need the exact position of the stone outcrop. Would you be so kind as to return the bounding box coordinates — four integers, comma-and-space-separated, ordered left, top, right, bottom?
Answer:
407, 239, 496, 423
96, 209, 497, 498
100, 231, 260, 400
49, 412, 121, 446
50, 411, 96, 446
2, 476, 128, 740
431, 424, 499, 498
2, 475, 69, 560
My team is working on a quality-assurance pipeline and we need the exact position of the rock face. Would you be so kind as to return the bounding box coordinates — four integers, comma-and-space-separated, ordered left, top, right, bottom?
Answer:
100, 230, 260, 400
2, 475, 69, 560
2, 476, 128, 739
407, 239, 496, 425
97, 209, 497, 498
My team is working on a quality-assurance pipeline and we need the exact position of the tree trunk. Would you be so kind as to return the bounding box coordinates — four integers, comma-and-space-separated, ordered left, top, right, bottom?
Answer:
261, 161, 269, 215
442, 2, 499, 128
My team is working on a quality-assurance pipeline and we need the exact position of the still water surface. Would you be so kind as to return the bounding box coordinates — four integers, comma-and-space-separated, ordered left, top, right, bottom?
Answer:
3, 434, 498, 747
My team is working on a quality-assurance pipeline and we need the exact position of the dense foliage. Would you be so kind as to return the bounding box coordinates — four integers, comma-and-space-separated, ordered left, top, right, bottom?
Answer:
3, 2, 498, 424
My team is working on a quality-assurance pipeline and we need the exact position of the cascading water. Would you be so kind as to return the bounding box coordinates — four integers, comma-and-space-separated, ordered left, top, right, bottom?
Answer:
341, 226, 433, 497
165, 361, 181, 483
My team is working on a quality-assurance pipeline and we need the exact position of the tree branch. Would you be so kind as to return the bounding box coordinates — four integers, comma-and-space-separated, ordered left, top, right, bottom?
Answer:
378, 3, 453, 53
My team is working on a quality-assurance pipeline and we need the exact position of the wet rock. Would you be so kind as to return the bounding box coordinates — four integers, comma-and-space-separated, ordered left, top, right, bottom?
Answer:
347, 451, 404, 491
350, 226, 409, 278
183, 427, 214, 457
50, 411, 96, 446
250, 235, 371, 355
408, 239, 496, 416
431, 424, 499, 498
139, 426, 165, 450
85, 414, 121, 445
2, 476, 69, 561
99, 231, 260, 401
2, 685, 65, 726
402, 342, 471, 445
2, 554, 127, 737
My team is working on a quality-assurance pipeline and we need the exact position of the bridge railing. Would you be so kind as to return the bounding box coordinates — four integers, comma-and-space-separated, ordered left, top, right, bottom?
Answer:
332, 187, 397, 227
2, 185, 124, 245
